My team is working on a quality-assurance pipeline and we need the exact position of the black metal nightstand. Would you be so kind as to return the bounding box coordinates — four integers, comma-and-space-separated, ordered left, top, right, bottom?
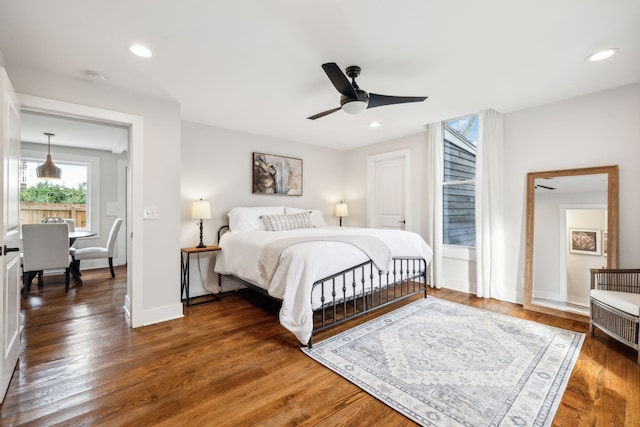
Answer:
180, 245, 221, 307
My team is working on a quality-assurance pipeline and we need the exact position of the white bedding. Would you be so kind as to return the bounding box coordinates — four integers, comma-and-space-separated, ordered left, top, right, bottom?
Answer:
214, 226, 433, 344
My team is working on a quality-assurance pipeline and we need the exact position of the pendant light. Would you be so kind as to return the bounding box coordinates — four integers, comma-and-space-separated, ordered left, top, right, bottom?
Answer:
36, 132, 62, 179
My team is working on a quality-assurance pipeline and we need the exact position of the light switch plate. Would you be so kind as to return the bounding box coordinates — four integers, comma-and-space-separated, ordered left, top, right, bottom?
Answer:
143, 206, 158, 220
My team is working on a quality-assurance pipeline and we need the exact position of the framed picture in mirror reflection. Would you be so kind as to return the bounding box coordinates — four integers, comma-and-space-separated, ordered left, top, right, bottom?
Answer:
569, 228, 601, 256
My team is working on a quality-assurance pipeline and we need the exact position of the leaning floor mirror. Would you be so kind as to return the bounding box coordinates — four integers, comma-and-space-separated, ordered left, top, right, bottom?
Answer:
523, 165, 618, 321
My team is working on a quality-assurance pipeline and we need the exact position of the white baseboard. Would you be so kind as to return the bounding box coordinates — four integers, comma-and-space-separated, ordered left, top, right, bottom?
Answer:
440, 280, 473, 294
123, 294, 131, 320
142, 303, 183, 326
533, 290, 563, 301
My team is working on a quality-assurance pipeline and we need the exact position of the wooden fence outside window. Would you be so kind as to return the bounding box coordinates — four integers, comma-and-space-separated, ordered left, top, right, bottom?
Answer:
20, 202, 87, 227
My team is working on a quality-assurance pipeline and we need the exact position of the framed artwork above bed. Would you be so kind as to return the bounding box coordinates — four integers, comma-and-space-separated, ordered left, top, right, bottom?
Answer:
252, 152, 303, 196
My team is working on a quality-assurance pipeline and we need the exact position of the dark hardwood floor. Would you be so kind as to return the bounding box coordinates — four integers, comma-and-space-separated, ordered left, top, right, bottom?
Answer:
1, 268, 638, 426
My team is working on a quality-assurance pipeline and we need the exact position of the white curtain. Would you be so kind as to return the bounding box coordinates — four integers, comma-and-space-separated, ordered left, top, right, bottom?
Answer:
475, 109, 504, 298
425, 122, 443, 288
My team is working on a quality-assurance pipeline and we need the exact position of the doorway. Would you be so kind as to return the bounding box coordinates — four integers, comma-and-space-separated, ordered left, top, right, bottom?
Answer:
18, 94, 144, 327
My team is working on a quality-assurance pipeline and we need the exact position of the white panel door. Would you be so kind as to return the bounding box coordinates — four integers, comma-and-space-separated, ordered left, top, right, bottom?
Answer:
376, 157, 405, 229
0, 67, 21, 403
367, 150, 410, 230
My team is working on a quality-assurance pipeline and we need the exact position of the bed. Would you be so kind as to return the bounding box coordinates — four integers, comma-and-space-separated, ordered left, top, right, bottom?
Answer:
214, 206, 433, 346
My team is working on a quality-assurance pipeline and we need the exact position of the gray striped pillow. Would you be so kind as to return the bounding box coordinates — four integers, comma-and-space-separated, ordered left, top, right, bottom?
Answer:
261, 212, 312, 231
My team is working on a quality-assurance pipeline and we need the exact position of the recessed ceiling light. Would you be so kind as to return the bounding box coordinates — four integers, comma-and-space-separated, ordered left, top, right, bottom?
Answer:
129, 44, 152, 58
369, 121, 381, 128
586, 48, 618, 62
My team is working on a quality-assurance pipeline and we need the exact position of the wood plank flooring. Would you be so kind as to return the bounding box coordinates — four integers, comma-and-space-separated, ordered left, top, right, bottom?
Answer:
1, 268, 638, 426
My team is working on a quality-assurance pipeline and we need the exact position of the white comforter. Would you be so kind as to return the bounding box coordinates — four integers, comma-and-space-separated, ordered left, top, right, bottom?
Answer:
214, 227, 433, 344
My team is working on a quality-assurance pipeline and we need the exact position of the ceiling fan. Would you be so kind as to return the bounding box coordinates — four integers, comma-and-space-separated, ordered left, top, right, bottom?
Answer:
534, 184, 557, 190
307, 62, 428, 120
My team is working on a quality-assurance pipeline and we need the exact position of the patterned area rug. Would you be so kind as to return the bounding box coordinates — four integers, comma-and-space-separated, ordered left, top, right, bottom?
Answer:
302, 297, 584, 427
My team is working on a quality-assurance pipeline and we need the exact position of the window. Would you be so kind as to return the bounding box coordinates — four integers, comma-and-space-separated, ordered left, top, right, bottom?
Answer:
443, 115, 478, 247
20, 158, 90, 229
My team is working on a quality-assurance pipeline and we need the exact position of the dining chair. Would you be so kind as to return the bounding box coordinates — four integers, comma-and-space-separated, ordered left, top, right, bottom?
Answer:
73, 218, 123, 278
41, 216, 65, 224
63, 218, 76, 231
63, 218, 77, 254
42, 216, 78, 264
21, 223, 72, 296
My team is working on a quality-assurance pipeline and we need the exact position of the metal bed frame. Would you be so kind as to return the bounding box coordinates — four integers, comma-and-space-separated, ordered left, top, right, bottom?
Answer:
217, 225, 428, 347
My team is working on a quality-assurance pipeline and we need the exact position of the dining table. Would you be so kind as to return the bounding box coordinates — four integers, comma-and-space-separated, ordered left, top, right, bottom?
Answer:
69, 230, 97, 245
69, 230, 97, 284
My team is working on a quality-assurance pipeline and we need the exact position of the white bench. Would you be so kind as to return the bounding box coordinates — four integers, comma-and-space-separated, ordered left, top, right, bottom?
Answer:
590, 268, 640, 364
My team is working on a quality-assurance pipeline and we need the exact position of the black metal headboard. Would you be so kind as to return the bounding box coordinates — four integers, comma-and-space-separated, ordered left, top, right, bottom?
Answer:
217, 225, 229, 244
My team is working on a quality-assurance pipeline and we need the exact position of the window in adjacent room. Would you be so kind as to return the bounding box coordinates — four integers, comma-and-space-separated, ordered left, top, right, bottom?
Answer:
442, 114, 478, 247
20, 159, 90, 230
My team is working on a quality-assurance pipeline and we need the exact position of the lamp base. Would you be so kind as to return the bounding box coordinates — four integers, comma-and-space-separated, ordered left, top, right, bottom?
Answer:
196, 219, 206, 248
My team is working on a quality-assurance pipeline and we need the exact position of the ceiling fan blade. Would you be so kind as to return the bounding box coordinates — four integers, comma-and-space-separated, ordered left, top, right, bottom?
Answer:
307, 107, 341, 120
321, 63, 357, 98
535, 184, 556, 190
367, 93, 428, 109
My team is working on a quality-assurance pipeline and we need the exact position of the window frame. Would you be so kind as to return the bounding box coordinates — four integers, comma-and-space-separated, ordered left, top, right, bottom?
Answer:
442, 115, 478, 253
20, 149, 100, 233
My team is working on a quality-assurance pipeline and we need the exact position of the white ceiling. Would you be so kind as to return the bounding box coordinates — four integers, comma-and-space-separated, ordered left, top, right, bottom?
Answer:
535, 174, 608, 194
1, 1, 639, 151
21, 111, 129, 154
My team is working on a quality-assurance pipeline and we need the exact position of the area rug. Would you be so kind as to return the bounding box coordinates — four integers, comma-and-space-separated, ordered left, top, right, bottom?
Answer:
302, 297, 584, 427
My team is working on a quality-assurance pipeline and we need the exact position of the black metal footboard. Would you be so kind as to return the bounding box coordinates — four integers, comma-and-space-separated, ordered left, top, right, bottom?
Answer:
217, 225, 428, 348
308, 256, 427, 347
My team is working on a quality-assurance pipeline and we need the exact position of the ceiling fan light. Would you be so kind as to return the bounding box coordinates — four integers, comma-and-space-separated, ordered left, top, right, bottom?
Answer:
342, 100, 368, 115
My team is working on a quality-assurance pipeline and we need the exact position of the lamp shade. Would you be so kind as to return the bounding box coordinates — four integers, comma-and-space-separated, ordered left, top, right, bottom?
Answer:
191, 199, 211, 220
36, 155, 62, 179
37, 132, 62, 179
335, 202, 349, 217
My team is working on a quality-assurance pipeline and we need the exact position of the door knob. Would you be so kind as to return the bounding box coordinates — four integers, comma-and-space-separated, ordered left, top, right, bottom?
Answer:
398, 220, 406, 224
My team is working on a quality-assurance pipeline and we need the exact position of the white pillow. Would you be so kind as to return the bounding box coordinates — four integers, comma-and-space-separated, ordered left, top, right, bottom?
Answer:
227, 206, 285, 232
261, 212, 312, 231
284, 207, 328, 227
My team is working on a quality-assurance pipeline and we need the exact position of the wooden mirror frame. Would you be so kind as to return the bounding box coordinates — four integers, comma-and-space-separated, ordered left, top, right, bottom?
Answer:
523, 165, 619, 321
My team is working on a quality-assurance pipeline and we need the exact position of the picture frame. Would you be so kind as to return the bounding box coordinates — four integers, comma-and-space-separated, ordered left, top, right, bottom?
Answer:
252, 152, 303, 196
603, 230, 608, 256
569, 228, 601, 256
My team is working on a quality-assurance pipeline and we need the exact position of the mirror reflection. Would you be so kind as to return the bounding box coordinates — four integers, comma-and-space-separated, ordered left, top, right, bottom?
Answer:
533, 174, 607, 316
524, 166, 618, 321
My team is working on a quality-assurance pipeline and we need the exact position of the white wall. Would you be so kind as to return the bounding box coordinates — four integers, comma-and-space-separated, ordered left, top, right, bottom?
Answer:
340, 83, 640, 301
7, 65, 183, 324
9, 62, 638, 316
343, 132, 428, 236
503, 83, 640, 303
180, 121, 345, 295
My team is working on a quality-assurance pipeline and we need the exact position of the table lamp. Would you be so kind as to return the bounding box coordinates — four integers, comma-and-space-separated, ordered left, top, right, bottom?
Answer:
336, 201, 349, 227
191, 199, 211, 248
